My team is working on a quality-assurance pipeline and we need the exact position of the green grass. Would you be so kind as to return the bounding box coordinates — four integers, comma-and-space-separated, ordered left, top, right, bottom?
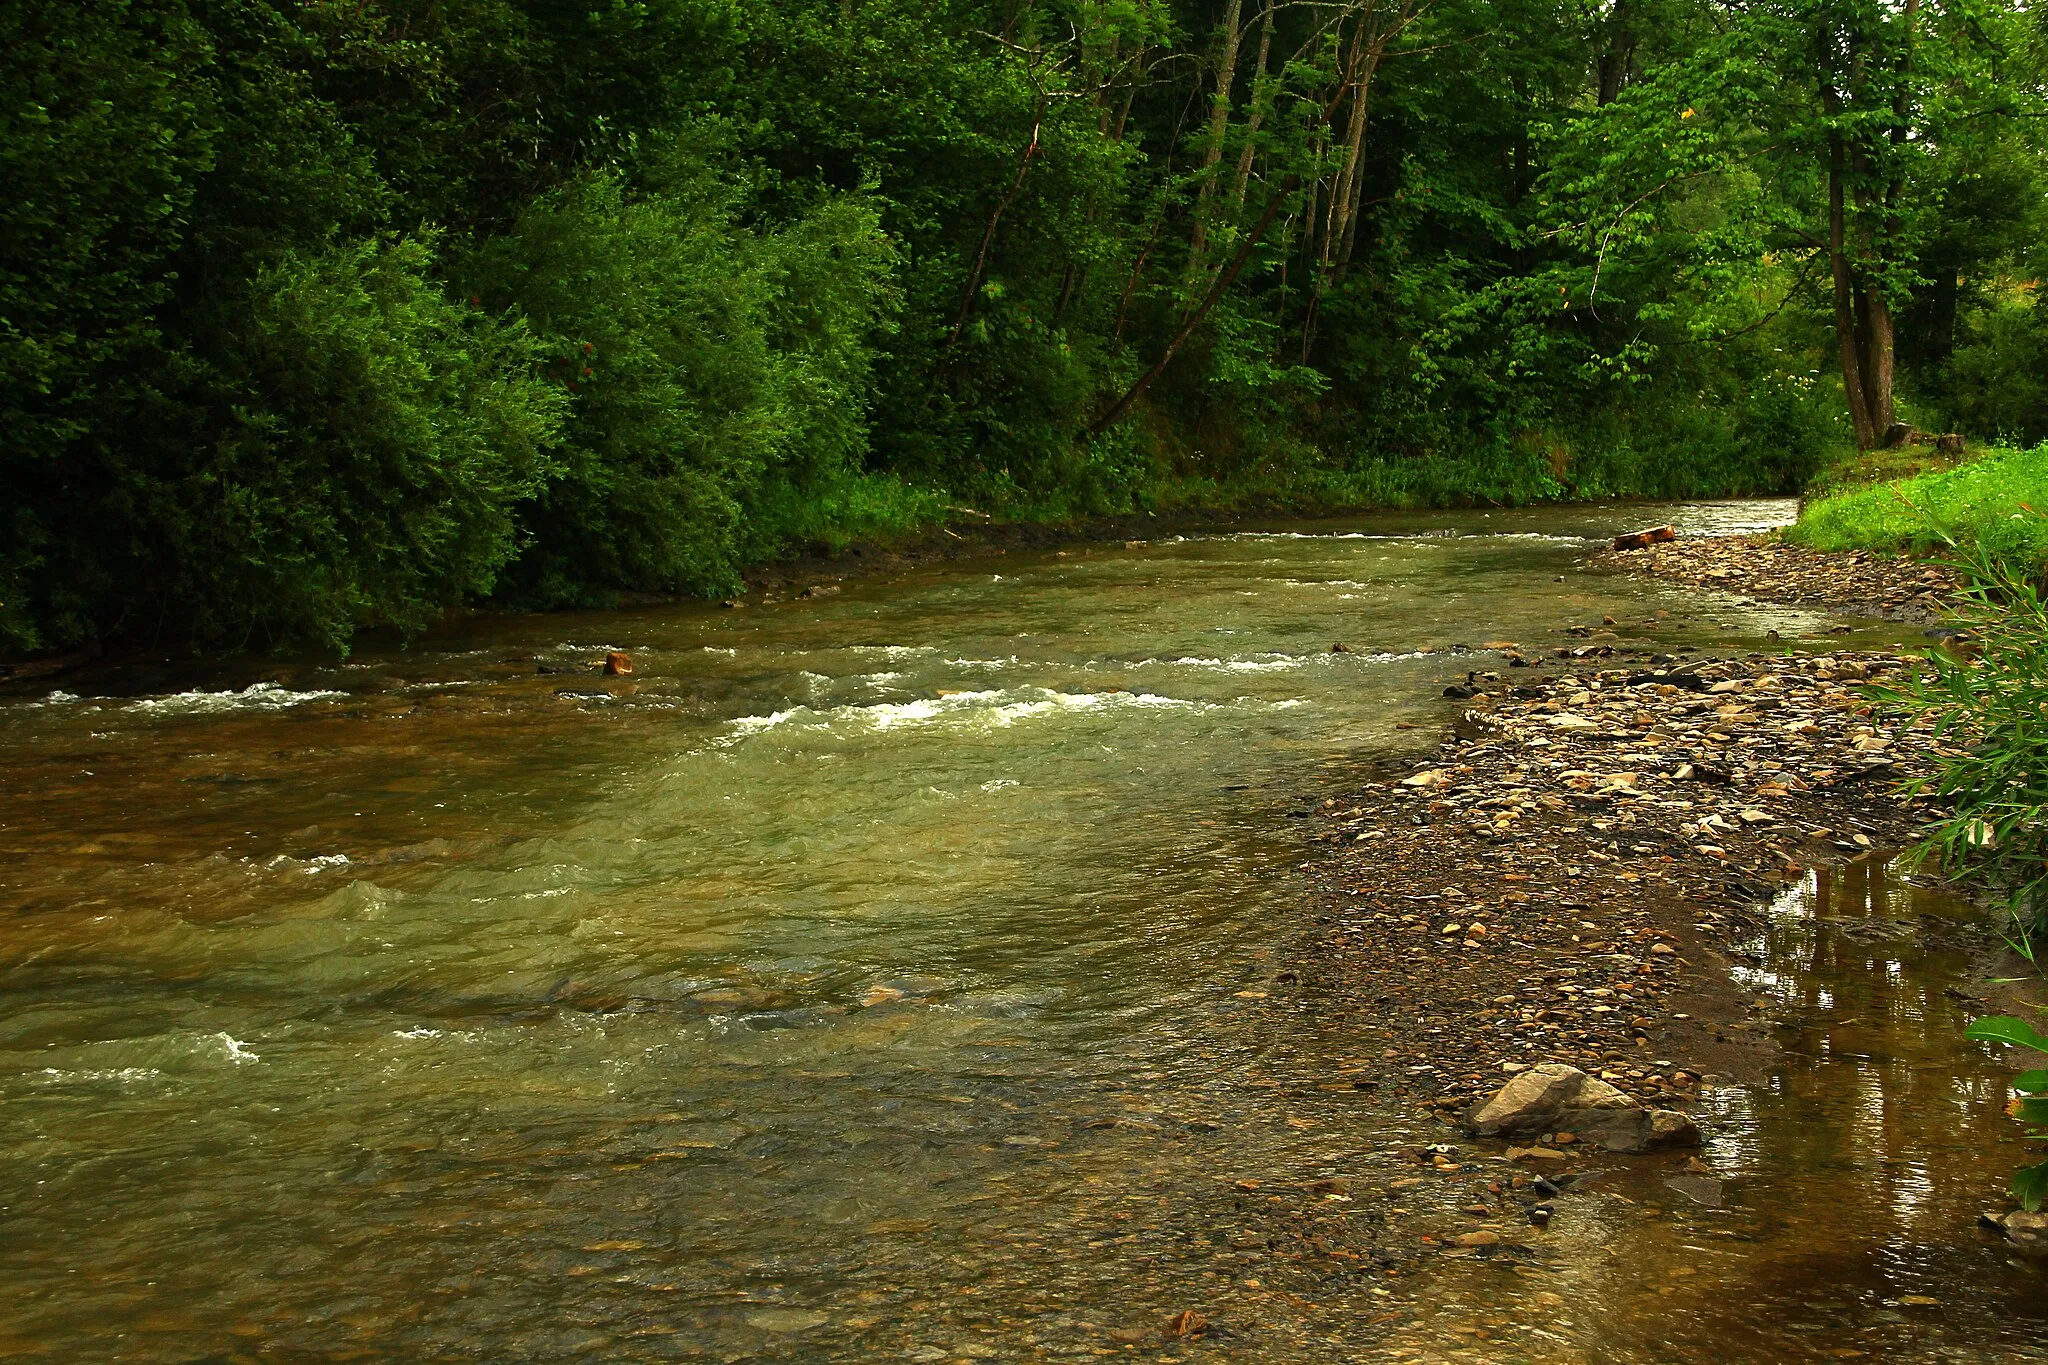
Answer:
1802, 440, 1966, 501
1787, 441, 2048, 572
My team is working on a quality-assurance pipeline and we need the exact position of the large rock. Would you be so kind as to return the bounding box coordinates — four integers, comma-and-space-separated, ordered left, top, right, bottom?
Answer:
1466, 1063, 1699, 1154
1649, 1108, 1700, 1148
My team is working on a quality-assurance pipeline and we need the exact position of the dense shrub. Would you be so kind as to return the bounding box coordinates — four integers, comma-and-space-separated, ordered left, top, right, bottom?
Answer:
465, 162, 899, 605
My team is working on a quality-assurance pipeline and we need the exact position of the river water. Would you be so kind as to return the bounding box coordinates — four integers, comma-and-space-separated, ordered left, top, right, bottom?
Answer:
0, 502, 2040, 1361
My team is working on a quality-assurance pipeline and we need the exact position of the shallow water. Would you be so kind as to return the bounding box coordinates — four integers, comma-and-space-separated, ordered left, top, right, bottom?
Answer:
1386, 856, 2048, 1363
0, 501, 2036, 1361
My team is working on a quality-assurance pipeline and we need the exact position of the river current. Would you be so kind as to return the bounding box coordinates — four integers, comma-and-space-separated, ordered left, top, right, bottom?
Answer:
2, 502, 2040, 1361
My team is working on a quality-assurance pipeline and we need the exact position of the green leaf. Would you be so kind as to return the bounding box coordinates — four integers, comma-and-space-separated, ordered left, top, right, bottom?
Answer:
2016, 1096, 2048, 1125
2014, 1069, 2048, 1094
2015, 1161, 2048, 1214
1966, 1016, 2048, 1052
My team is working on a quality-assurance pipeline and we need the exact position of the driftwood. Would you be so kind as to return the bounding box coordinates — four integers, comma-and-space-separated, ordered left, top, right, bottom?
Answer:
1610, 525, 1677, 552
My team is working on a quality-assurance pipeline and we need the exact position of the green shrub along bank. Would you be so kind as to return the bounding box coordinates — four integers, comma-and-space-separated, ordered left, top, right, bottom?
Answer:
5, 0, 2044, 657
1788, 444, 2048, 577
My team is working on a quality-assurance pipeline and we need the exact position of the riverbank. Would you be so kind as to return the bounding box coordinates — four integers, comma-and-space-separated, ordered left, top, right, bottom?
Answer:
1591, 535, 1960, 622
1261, 644, 1964, 1263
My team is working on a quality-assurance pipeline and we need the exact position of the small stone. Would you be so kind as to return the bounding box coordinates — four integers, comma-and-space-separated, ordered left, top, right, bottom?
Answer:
1649, 942, 1676, 956
1450, 1230, 1501, 1248
1665, 1175, 1723, 1206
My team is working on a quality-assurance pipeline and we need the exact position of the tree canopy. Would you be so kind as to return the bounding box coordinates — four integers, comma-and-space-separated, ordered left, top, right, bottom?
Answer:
3, 0, 2044, 654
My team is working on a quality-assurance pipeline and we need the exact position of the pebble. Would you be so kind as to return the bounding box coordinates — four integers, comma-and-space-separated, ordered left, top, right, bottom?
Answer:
1290, 643, 1938, 1173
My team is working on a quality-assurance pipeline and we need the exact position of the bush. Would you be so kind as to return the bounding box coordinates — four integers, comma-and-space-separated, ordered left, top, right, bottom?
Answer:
1939, 293, 2048, 447
1887, 529, 2048, 920
193, 235, 568, 649
466, 158, 900, 605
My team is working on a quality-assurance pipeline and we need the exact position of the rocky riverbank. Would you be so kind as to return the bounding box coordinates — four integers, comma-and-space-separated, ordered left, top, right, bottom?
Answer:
1593, 534, 1960, 622
1257, 644, 1946, 1266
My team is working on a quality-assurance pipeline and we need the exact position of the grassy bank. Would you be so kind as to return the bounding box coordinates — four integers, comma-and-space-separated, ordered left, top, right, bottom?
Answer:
1787, 441, 2048, 572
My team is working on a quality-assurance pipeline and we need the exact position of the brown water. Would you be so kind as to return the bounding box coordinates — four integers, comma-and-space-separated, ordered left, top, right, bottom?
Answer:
0, 501, 2037, 1361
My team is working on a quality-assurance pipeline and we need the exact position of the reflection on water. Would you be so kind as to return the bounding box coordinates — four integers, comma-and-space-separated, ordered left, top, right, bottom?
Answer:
1390, 857, 2048, 1362
0, 500, 2035, 1360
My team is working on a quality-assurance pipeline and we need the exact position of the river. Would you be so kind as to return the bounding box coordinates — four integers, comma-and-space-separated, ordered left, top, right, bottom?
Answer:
1, 501, 2041, 1361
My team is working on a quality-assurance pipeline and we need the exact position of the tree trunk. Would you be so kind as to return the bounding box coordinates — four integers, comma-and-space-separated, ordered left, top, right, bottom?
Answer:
1597, 0, 1636, 105
944, 101, 1045, 350
1228, 0, 1278, 223
1861, 285, 1896, 438
1828, 136, 1877, 450
1335, 60, 1381, 266
1320, 19, 1369, 274
1188, 0, 1246, 274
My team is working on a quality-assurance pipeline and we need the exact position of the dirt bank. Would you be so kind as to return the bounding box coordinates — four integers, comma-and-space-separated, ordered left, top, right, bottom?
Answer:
1593, 534, 1960, 622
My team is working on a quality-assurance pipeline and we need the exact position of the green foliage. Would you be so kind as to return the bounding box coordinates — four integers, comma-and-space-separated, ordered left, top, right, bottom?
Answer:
1939, 294, 2048, 447
4, 0, 2046, 655
1966, 1016, 2048, 1053
1881, 523, 2048, 919
464, 158, 899, 605
195, 235, 568, 649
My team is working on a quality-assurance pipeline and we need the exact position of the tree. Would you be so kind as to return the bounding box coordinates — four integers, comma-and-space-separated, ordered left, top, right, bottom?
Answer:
1539, 0, 2018, 449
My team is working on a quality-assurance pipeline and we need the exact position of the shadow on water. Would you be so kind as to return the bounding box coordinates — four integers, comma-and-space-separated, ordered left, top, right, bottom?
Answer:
1386, 856, 2048, 1363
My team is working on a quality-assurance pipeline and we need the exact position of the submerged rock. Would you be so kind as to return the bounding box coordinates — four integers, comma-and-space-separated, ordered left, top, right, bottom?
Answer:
1983, 1209, 2048, 1256
1466, 1062, 1700, 1154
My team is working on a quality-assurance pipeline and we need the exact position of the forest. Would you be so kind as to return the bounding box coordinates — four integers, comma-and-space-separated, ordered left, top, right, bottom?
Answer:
3, 0, 2045, 655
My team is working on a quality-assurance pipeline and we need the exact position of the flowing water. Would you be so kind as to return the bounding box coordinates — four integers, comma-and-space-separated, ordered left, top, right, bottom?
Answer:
0, 502, 2039, 1361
